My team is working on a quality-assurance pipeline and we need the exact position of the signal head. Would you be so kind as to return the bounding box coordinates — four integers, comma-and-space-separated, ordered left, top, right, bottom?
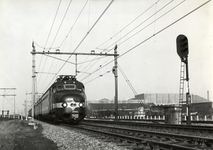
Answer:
176, 34, 189, 58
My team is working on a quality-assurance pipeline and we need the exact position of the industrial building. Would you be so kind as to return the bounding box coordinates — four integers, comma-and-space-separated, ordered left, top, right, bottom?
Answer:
86, 93, 212, 119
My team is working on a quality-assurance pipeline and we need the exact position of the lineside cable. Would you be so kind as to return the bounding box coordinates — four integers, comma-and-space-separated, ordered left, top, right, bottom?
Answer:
118, 64, 146, 105
118, 64, 137, 96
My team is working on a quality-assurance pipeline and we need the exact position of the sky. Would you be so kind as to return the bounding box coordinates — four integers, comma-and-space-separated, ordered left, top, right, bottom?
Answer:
0, 0, 212, 115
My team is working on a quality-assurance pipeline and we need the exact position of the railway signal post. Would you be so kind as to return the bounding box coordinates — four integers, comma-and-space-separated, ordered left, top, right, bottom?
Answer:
176, 34, 191, 125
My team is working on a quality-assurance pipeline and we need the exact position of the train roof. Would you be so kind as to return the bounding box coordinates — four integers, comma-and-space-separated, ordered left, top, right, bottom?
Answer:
53, 75, 84, 88
55, 75, 76, 82
35, 75, 84, 105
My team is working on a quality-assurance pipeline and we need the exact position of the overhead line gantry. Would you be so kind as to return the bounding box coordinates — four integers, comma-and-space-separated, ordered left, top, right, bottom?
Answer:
0, 88, 16, 115
31, 42, 120, 120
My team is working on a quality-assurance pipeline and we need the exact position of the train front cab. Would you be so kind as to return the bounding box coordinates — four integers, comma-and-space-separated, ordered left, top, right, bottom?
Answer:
52, 81, 86, 123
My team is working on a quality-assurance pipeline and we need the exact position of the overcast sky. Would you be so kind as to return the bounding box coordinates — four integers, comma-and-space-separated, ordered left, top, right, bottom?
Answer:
0, 0, 212, 115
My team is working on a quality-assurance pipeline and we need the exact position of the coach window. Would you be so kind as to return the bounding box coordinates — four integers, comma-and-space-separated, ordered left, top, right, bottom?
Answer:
52, 87, 56, 93
57, 85, 64, 91
64, 84, 76, 90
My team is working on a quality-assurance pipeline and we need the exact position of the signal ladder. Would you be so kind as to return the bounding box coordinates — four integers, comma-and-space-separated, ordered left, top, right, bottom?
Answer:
178, 61, 186, 124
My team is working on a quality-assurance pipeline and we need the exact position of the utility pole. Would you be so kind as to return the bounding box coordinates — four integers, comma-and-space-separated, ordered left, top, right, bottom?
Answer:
75, 54, 77, 76
113, 45, 118, 120
32, 42, 36, 121
26, 92, 42, 120
23, 99, 32, 120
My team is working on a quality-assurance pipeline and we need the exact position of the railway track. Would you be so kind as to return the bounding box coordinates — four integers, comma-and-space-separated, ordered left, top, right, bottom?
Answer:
60, 121, 213, 150
83, 119, 213, 134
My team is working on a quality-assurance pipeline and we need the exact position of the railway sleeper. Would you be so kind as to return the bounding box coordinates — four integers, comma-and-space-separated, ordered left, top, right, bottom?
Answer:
117, 139, 144, 149
117, 140, 131, 146
103, 137, 119, 143
191, 139, 213, 147
204, 141, 212, 147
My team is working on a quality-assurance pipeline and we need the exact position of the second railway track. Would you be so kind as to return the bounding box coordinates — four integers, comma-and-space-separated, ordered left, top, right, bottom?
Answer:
60, 121, 213, 150
84, 119, 213, 134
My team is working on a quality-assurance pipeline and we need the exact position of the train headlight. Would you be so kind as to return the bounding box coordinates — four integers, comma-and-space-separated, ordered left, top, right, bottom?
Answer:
79, 103, 84, 107
62, 102, 68, 108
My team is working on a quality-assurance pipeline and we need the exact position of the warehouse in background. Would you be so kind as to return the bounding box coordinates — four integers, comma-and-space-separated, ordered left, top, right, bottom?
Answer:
86, 93, 212, 121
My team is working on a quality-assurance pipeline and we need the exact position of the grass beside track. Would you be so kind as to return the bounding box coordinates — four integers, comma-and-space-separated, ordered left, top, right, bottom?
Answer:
0, 119, 58, 150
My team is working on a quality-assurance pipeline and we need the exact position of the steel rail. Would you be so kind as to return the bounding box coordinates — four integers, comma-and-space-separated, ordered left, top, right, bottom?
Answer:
66, 123, 202, 150
83, 119, 213, 132
81, 122, 213, 146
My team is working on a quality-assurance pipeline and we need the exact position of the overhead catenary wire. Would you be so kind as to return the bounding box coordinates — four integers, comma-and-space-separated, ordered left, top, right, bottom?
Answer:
38, 0, 73, 91
43, 0, 115, 92
153, 0, 158, 35
61, 0, 92, 75
119, 0, 211, 58
103, 0, 175, 53
61, 0, 115, 69
44, 0, 73, 80
80, 57, 113, 81
80, 0, 184, 79
43, 54, 75, 65
59, 0, 89, 48
96, 0, 160, 50
78, 0, 161, 79
78, 55, 112, 79
38, 43, 68, 91
78, 56, 107, 65
118, 0, 185, 47
84, 70, 111, 84
82, 0, 211, 84
78, 0, 172, 78
87, 0, 91, 31
58, 0, 169, 81
70, 0, 114, 55
34, 42, 60, 50
44, 0, 62, 50
49, 0, 73, 50
77, 48, 114, 79
38, 0, 89, 84
37, 0, 62, 85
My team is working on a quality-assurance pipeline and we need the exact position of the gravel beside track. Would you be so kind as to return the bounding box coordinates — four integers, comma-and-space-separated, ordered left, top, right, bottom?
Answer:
39, 121, 128, 150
